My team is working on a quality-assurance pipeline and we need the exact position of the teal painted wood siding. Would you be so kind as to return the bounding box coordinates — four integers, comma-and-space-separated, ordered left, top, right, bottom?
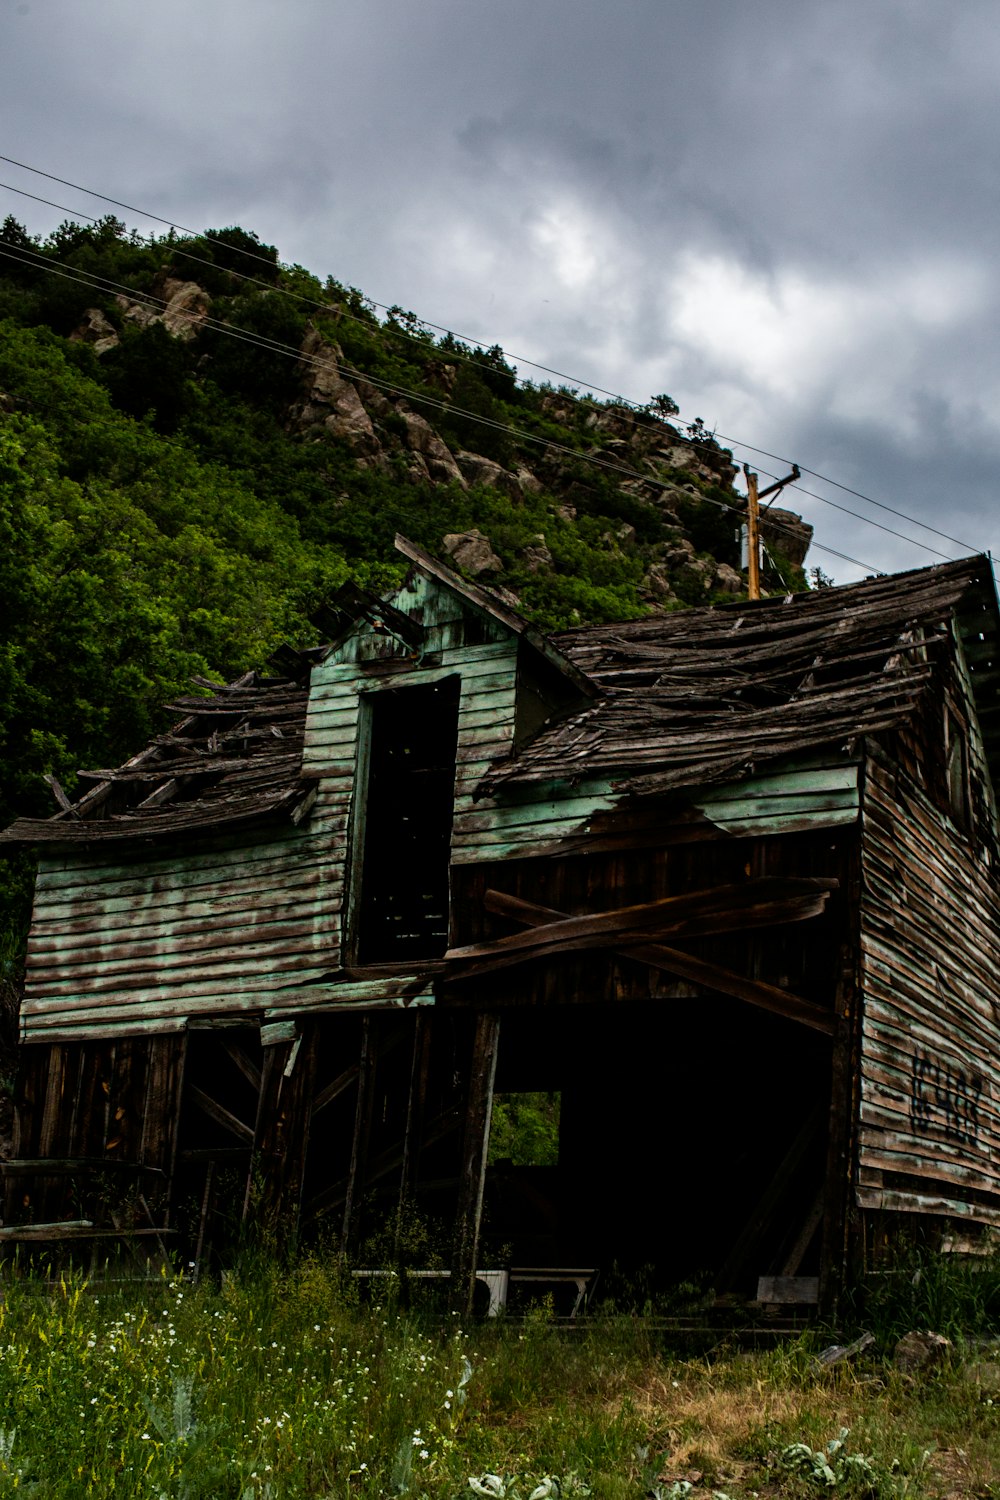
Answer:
23, 824, 337, 1039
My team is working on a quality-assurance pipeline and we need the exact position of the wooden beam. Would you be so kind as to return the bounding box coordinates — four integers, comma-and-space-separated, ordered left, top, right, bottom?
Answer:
716, 1102, 825, 1292
780, 1189, 825, 1277
474, 890, 835, 1033
0, 1223, 176, 1242
311, 1061, 361, 1119
341, 1019, 377, 1253
188, 1084, 254, 1145
43, 773, 76, 815
221, 1040, 262, 1093
452, 1013, 500, 1317
396, 1012, 432, 1255
619, 942, 834, 1034
447, 878, 837, 980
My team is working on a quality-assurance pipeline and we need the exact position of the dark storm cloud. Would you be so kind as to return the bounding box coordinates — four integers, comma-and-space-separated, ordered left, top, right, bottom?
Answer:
2, 0, 1000, 577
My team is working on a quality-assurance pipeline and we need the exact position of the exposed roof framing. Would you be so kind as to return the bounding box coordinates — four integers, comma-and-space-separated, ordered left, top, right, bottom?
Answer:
0, 672, 312, 849
480, 555, 1000, 797
2, 553, 996, 850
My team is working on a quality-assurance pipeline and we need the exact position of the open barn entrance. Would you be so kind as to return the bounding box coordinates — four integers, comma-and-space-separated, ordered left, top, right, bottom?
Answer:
480, 997, 833, 1305
285, 987, 833, 1314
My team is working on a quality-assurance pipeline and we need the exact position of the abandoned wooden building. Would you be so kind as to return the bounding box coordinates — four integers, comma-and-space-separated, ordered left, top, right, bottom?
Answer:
2, 537, 1000, 1313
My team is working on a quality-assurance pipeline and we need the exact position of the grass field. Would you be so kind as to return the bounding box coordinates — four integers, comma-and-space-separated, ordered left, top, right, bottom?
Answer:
0, 1253, 997, 1499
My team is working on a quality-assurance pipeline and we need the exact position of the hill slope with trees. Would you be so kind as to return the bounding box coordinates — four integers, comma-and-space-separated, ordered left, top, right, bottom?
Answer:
0, 213, 812, 947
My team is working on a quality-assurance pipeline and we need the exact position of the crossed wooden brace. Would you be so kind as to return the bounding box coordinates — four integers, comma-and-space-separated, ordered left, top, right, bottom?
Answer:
444, 877, 837, 1036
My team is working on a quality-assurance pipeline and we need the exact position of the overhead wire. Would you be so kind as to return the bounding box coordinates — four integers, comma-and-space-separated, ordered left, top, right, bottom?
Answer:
0, 235, 883, 575
707, 430, 977, 554
0, 152, 984, 572
0, 154, 635, 400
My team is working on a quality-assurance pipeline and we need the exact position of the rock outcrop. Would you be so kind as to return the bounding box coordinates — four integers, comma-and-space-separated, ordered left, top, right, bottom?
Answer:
69, 308, 120, 355
287, 327, 381, 456
399, 408, 466, 487
762, 507, 813, 568
114, 278, 212, 343
456, 451, 523, 502
443, 529, 503, 577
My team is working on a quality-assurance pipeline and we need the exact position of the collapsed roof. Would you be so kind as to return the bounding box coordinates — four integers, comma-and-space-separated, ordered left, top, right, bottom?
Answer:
482, 554, 1000, 797
0, 670, 312, 847
1, 551, 997, 850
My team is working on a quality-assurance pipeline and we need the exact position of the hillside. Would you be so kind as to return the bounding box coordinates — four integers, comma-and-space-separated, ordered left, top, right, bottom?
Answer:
0, 213, 812, 939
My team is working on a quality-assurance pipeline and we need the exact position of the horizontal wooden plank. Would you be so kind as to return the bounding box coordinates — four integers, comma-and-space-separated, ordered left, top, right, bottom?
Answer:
455, 791, 617, 835
35, 829, 326, 893
697, 789, 859, 820
30, 869, 338, 933
702, 807, 859, 837
266, 997, 434, 1018
703, 765, 859, 800
25, 954, 333, 1005
310, 649, 515, 699
26, 906, 334, 970
22, 956, 334, 1011
21, 1015, 191, 1042
856, 1187, 1000, 1224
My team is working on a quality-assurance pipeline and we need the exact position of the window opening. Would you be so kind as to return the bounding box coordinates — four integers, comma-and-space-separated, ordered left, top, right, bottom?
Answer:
488, 1092, 561, 1166
356, 676, 461, 962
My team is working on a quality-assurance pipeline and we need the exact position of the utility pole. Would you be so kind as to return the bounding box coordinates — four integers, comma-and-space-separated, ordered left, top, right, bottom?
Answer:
742, 462, 801, 601
745, 468, 761, 601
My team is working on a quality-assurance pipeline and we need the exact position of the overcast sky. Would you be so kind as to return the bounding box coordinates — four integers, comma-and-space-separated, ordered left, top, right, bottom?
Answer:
2, 0, 998, 582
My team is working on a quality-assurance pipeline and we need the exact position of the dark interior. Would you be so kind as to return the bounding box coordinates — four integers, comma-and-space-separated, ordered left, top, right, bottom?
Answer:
357, 677, 461, 962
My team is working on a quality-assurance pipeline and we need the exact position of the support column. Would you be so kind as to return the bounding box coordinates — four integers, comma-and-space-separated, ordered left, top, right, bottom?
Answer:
341, 1017, 377, 1255
452, 1011, 500, 1316
395, 1011, 432, 1256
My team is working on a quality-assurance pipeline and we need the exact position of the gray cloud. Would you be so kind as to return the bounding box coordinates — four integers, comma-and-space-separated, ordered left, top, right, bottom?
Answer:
3, 0, 1000, 580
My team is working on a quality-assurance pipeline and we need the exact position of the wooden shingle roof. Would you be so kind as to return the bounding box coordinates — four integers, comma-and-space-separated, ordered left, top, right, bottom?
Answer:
478, 555, 1000, 797
2, 552, 997, 849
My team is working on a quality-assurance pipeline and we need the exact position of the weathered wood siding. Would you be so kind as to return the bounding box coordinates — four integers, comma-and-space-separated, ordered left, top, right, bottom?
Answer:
461, 759, 860, 863
858, 732, 1000, 1224
21, 572, 522, 1038
23, 825, 337, 1040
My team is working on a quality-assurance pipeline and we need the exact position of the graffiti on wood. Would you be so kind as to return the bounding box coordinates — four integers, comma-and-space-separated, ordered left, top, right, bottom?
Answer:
911, 1050, 983, 1145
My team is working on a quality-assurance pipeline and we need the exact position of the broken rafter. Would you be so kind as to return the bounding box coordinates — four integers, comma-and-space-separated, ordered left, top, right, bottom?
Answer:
475, 889, 836, 1032
444, 877, 838, 981
480, 556, 992, 797
43, 774, 77, 817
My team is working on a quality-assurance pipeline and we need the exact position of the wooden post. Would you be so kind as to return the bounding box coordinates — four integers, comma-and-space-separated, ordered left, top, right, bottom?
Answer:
395, 1012, 431, 1255
746, 467, 761, 601
452, 1012, 500, 1316
818, 847, 864, 1321
341, 1018, 377, 1255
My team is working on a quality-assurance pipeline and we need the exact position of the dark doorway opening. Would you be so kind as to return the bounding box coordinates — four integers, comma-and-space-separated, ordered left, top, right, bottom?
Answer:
480, 999, 831, 1303
357, 677, 461, 963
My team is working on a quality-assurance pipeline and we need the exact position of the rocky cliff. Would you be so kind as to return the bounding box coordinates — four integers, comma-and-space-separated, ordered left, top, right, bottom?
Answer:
68, 253, 812, 615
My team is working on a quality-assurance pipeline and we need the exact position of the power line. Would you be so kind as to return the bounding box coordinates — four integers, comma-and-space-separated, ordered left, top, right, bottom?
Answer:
0, 235, 887, 578
0, 154, 983, 570
0, 154, 633, 400
709, 430, 978, 555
